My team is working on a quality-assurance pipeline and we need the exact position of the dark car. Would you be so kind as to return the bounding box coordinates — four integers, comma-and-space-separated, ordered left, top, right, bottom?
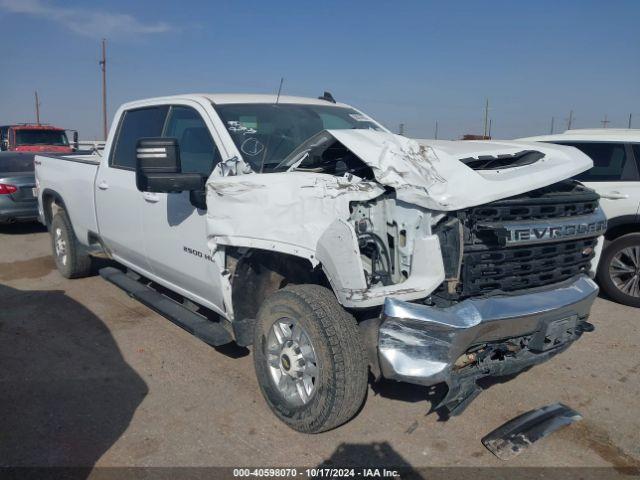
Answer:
0, 152, 38, 224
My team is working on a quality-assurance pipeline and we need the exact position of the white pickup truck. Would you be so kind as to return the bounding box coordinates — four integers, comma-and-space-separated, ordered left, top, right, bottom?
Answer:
35, 93, 606, 433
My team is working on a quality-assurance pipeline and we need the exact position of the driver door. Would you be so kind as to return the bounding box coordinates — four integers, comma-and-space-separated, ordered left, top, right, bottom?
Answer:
140, 104, 225, 312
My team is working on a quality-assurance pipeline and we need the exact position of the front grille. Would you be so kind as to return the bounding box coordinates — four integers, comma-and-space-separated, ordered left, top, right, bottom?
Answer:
455, 180, 600, 298
461, 238, 597, 297
467, 181, 598, 222
468, 200, 597, 223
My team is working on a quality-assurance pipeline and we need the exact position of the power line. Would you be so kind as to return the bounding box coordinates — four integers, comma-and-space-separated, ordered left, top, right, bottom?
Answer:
34, 91, 41, 125
566, 110, 574, 130
483, 98, 489, 138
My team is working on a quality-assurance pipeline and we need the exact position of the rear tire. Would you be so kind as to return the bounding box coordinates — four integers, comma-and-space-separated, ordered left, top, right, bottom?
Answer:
597, 233, 640, 308
253, 284, 368, 433
50, 210, 93, 279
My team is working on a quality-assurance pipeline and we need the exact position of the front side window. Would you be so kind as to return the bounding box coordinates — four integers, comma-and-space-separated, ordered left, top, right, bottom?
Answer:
215, 103, 382, 172
163, 106, 220, 176
15, 129, 69, 146
562, 142, 633, 182
111, 106, 169, 169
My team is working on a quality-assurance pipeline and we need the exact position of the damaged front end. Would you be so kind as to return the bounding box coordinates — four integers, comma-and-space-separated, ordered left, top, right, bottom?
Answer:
207, 128, 604, 414
372, 177, 606, 415
373, 183, 605, 415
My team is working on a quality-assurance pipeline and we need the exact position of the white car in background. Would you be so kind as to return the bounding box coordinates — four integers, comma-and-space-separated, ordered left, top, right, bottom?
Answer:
519, 129, 640, 307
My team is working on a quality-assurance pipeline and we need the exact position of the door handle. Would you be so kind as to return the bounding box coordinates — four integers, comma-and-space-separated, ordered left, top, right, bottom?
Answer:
142, 192, 159, 203
600, 191, 629, 200
97, 181, 109, 190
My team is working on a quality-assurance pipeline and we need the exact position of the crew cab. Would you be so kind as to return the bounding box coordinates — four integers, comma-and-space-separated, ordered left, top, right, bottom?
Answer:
35, 94, 605, 433
519, 129, 640, 307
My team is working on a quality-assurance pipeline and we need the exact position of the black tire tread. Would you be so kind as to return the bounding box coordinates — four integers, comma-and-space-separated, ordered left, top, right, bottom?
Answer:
254, 284, 368, 433
51, 210, 93, 279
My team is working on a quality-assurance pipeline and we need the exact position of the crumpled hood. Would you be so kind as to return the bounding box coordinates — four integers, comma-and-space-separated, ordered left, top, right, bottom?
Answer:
328, 130, 593, 211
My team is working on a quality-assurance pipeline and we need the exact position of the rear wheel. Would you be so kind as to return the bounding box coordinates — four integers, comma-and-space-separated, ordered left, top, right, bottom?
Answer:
51, 210, 93, 279
597, 233, 640, 308
253, 284, 368, 433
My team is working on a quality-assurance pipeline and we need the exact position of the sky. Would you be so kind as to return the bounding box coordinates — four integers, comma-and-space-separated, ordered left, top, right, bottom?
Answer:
0, 0, 638, 141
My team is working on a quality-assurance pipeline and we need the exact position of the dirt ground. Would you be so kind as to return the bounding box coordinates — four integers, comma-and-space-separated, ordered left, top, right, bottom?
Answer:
1, 223, 639, 473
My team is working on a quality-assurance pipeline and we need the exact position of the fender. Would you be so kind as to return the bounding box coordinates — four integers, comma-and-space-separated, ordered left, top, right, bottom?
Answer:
604, 214, 640, 240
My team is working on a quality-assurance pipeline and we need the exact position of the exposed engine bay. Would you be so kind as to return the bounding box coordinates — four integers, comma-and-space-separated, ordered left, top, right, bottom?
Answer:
347, 179, 604, 305
206, 129, 599, 310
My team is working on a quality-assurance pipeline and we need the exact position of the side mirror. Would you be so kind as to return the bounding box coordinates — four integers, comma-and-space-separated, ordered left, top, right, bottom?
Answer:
0, 139, 7, 151
72, 131, 79, 151
135, 138, 204, 194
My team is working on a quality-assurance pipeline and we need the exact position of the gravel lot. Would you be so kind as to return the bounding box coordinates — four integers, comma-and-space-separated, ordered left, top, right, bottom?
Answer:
1, 223, 639, 472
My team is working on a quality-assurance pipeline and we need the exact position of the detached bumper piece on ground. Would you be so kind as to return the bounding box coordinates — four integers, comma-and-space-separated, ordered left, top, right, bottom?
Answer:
481, 402, 582, 460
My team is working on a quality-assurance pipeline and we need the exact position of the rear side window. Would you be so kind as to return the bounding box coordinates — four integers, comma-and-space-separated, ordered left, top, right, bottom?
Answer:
163, 106, 220, 176
564, 142, 633, 182
111, 106, 169, 169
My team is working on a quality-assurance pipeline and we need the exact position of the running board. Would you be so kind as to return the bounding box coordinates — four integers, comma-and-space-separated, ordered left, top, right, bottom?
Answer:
99, 267, 232, 347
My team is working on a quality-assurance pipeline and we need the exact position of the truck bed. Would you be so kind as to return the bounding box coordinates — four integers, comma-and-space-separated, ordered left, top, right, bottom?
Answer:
34, 153, 101, 244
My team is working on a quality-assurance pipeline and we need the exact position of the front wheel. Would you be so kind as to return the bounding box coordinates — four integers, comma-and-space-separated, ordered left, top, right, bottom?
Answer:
253, 284, 368, 433
597, 233, 640, 307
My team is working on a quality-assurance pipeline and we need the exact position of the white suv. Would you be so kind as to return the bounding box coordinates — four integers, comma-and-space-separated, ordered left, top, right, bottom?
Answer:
519, 129, 640, 307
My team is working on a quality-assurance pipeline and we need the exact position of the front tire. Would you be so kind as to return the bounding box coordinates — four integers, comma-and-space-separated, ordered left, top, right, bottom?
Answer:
253, 284, 368, 433
597, 233, 640, 308
50, 210, 93, 279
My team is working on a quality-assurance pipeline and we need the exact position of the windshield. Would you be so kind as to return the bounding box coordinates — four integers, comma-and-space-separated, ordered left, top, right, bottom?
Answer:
215, 103, 382, 172
15, 129, 69, 146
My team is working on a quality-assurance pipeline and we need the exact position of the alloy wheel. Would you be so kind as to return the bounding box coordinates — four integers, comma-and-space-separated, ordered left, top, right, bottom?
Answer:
609, 246, 640, 298
266, 318, 319, 406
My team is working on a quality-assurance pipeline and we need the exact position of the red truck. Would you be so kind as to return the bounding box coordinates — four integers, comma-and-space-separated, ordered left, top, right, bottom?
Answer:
0, 124, 77, 153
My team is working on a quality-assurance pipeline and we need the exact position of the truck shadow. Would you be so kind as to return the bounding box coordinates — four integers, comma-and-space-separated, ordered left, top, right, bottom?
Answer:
0, 283, 148, 472
371, 370, 530, 422
319, 441, 422, 479
0, 222, 47, 235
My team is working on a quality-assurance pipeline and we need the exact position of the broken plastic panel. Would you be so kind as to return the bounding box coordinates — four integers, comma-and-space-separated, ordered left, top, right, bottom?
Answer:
481, 402, 582, 461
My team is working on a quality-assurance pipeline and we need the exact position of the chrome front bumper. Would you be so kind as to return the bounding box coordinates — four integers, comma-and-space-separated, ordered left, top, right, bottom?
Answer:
378, 274, 598, 414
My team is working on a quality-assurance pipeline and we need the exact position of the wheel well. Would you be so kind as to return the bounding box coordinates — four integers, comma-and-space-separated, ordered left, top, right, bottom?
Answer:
230, 249, 331, 322
605, 216, 640, 241
41, 189, 66, 227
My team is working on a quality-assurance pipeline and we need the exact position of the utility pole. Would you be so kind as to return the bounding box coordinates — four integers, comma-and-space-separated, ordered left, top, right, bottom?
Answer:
567, 110, 574, 130
550, 116, 555, 134
488, 118, 492, 138
483, 98, 489, 138
629, 113, 633, 129
398, 123, 405, 136
99, 38, 108, 140
34, 91, 41, 125
600, 115, 610, 128
434, 121, 438, 139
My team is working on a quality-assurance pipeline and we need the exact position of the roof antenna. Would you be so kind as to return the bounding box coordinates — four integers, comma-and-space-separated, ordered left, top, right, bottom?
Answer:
275, 77, 284, 104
